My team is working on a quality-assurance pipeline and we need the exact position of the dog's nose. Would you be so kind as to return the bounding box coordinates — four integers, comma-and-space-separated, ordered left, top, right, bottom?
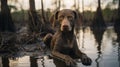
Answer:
63, 25, 69, 28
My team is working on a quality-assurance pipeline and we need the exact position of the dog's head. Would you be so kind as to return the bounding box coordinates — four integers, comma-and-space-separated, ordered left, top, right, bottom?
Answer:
50, 9, 82, 32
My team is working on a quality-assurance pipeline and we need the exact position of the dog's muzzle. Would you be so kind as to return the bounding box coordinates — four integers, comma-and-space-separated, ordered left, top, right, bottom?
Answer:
63, 25, 69, 31
60, 18, 72, 31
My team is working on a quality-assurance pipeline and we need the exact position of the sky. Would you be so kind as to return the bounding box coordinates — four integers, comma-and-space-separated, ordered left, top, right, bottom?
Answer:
8, 0, 114, 12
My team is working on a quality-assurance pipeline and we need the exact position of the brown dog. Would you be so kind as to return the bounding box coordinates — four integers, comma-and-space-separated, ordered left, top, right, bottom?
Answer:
50, 9, 92, 67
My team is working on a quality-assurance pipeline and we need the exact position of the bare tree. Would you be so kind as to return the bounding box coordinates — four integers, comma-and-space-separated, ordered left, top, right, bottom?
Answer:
72, 0, 80, 11
40, 0, 53, 34
73, 0, 77, 10
52, 0, 57, 10
52, 0, 61, 11
91, 0, 106, 29
0, 0, 15, 32
98, 0, 101, 8
28, 0, 41, 33
82, 0, 84, 19
114, 0, 120, 38
41, 0, 46, 23
77, 0, 80, 10
119, 0, 120, 8
58, 0, 61, 10
117, 0, 120, 16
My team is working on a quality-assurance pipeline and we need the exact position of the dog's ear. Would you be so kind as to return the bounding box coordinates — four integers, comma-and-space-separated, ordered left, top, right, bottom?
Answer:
49, 11, 59, 29
72, 11, 83, 33
73, 11, 78, 20
54, 11, 59, 20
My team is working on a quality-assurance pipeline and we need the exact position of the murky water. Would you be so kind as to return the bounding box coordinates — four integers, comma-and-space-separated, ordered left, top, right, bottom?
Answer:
0, 26, 120, 67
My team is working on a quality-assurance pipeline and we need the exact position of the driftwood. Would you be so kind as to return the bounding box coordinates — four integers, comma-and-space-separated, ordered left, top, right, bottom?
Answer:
0, 32, 49, 57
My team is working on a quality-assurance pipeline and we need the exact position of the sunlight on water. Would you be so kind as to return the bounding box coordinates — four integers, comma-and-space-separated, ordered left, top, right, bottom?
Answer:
77, 27, 119, 67
10, 56, 30, 67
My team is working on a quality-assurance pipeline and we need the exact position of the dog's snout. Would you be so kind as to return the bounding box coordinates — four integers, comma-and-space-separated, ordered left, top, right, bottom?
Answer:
63, 25, 69, 28
61, 21, 72, 31
60, 17, 72, 31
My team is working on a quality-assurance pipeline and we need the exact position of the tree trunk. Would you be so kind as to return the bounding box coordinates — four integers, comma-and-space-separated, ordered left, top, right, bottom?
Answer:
118, 0, 120, 15
77, 0, 80, 10
0, 12, 1, 29
58, 0, 61, 10
98, 0, 101, 8
82, 0, 85, 25
29, 0, 35, 11
41, 0, 46, 23
91, 0, 106, 30
74, 0, 77, 10
56, 0, 58, 8
40, 0, 53, 34
114, 0, 120, 39
82, 0, 84, 17
53, 0, 61, 11
2, 57, 9, 67
0, 0, 15, 32
118, 0, 120, 8
28, 0, 41, 33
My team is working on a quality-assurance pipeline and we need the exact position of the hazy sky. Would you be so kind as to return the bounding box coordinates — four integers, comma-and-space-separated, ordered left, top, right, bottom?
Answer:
8, 0, 113, 11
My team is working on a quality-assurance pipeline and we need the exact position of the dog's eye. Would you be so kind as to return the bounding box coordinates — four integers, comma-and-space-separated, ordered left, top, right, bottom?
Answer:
59, 15, 64, 20
67, 16, 73, 20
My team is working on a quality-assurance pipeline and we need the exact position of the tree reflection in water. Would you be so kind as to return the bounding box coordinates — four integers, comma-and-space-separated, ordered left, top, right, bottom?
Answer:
91, 25, 106, 67
114, 26, 120, 67
0, 27, 119, 67
2, 57, 9, 67
117, 39, 120, 67
30, 56, 38, 67
41, 57, 45, 67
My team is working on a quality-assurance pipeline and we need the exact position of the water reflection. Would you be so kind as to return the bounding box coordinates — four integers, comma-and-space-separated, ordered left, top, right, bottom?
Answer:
114, 26, 120, 67
2, 57, 9, 67
41, 57, 45, 67
118, 43, 120, 67
114, 22, 120, 42
91, 26, 106, 67
114, 21, 120, 67
30, 56, 38, 67
93, 28, 106, 67
81, 27, 86, 48
0, 27, 119, 67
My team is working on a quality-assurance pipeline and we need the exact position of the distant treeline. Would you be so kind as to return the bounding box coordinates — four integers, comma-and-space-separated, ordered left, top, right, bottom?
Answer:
11, 8, 117, 28
83, 8, 118, 25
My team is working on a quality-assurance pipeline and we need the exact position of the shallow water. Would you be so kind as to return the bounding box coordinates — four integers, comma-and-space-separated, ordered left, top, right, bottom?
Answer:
0, 26, 120, 67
